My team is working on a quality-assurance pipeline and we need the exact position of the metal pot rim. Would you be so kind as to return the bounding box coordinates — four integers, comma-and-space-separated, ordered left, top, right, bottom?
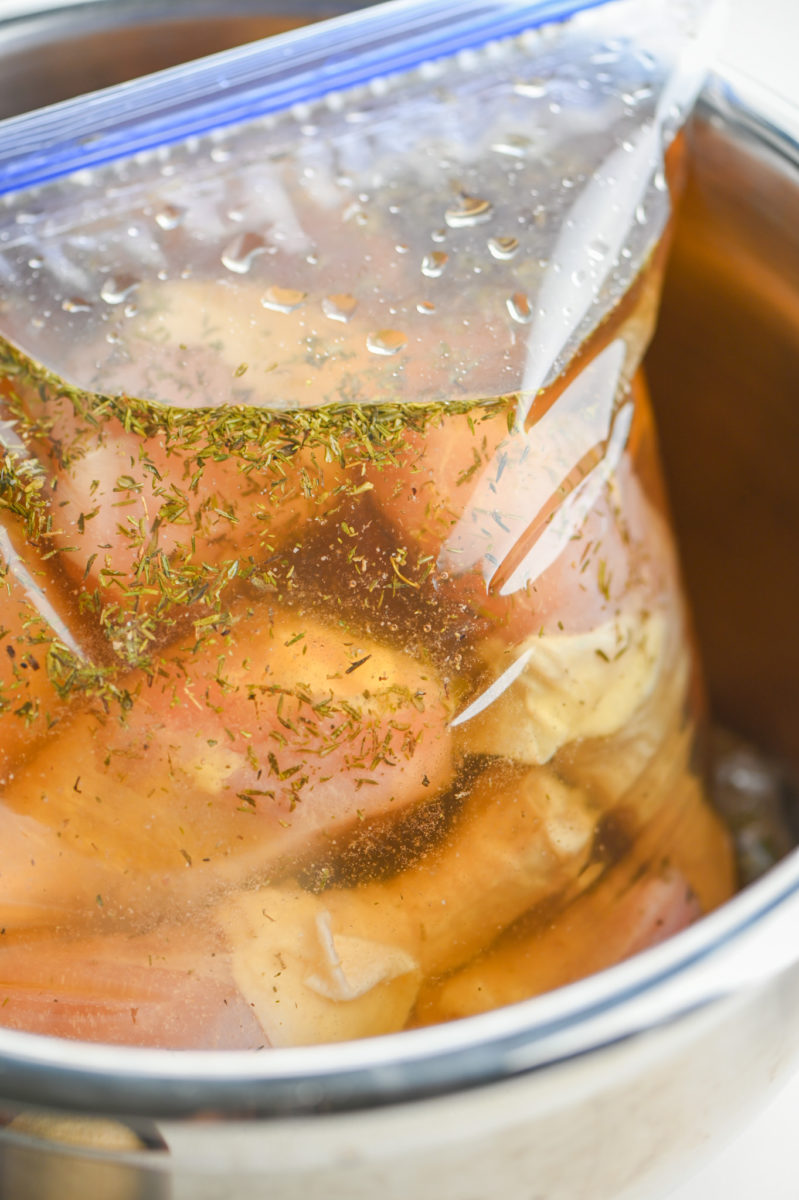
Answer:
0, 64, 797, 1122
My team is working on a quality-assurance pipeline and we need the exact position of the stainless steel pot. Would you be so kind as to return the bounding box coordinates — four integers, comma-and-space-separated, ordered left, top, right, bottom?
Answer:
0, 0, 376, 120
0, 7, 798, 1199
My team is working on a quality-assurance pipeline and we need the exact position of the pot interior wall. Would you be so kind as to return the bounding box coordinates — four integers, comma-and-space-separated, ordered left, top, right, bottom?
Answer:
2, 18, 295, 118
646, 115, 799, 766
0, 2, 363, 119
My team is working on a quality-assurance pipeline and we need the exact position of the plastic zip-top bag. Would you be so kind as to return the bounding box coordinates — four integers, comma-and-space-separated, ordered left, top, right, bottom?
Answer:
0, 0, 734, 1049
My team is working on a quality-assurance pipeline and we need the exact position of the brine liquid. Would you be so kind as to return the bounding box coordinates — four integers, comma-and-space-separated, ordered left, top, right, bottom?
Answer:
0, 290, 735, 1049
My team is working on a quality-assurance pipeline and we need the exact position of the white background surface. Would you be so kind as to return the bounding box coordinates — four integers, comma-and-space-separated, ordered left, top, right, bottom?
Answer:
721, 0, 798, 105
668, 2, 799, 1198
668, 1073, 799, 1200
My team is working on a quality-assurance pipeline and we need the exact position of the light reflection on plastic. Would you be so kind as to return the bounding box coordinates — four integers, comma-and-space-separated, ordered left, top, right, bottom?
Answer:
500, 396, 632, 595
438, 336, 626, 590
517, 125, 660, 414
0, 525, 85, 659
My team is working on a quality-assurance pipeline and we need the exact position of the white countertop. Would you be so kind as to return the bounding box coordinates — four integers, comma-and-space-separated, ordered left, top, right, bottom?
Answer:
721, 0, 798, 106
668, 1072, 799, 1199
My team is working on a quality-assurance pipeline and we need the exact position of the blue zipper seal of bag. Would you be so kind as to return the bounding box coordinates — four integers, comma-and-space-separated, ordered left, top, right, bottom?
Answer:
0, 0, 616, 196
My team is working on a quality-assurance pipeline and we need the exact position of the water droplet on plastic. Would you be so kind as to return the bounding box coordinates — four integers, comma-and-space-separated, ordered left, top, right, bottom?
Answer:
221, 231, 267, 274
342, 202, 368, 225
366, 329, 407, 356
395, 243, 410, 254
635, 204, 647, 226
100, 275, 139, 305
654, 169, 667, 193
431, 229, 447, 243
507, 293, 533, 324
514, 78, 548, 99
445, 195, 493, 228
491, 134, 532, 158
261, 285, 306, 314
590, 49, 619, 65
416, 301, 436, 315
27, 256, 43, 269
306, 250, 320, 265
587, 236, 610, 262
487, 236, 519, 261
621, 84, 654, 107
571, 269, 587, 287
322, 293, 358, 323
421, 251, 448, 278
155, 204, 185, 231
561, 176, 575, 190
62, 297, 92, 313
